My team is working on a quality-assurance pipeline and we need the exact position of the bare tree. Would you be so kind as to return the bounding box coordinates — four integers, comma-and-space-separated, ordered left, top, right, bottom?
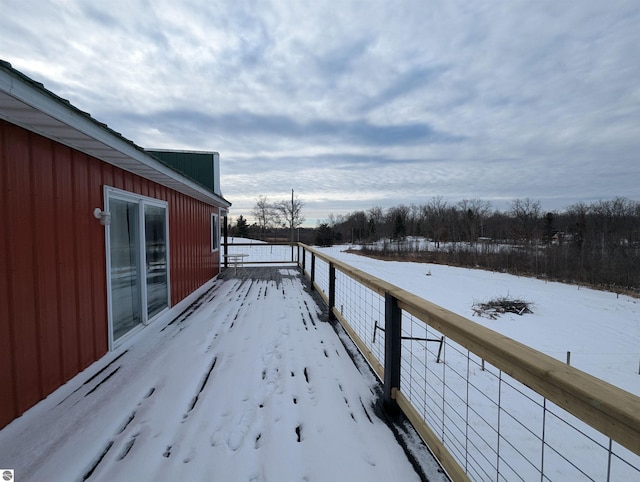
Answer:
509, 198, 541, 244
252, 195, 277, 240
274, 190, 305, 241
458, 199, 492, 242
326, 213, 344, 227
426, 196, 450, 247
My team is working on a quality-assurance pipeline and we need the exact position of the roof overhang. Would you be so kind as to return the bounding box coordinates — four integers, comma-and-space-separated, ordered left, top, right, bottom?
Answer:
0, 61, 231, 208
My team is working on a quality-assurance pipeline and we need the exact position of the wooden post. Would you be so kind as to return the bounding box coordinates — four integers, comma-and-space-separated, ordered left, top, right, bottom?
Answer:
383, 292, 402, 414
328, 263, 336, 321
566, 351, 571, 366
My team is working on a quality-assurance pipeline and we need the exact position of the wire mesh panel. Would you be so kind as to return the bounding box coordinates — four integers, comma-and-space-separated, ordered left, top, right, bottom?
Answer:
312, 256, 330, 296
224, 243, 297, 264
398, 319, 640, 482
333, 269, 386, 371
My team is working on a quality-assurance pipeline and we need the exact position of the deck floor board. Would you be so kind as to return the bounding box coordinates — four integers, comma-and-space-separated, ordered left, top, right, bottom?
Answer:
0, 267, 446, 481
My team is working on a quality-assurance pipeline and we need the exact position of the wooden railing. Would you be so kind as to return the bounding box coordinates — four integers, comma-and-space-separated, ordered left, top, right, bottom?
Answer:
225, 241, 640, 481
222, 241, 298, 267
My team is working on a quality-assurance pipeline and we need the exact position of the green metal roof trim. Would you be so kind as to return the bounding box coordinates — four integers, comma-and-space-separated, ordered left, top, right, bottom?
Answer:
146, 150, 216, 195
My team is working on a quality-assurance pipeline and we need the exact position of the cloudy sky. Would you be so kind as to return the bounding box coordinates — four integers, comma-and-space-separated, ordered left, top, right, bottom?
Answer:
2, 1, 639, 225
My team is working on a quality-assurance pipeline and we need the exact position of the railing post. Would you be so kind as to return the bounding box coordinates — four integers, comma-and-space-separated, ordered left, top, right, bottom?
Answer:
328, 263, 336, 321
300, 245, 305, 271
383, 292, 401, 414
310, 253, 316, 291
223, 215, 228, 269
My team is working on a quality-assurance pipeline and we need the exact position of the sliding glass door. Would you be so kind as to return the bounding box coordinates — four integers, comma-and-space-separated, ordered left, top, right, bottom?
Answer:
144, 204, 168, 319
109, 198, 143, 340
107, 188, 169, 344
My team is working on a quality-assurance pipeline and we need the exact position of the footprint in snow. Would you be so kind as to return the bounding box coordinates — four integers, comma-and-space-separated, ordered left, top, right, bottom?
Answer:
227, 407, 256, 451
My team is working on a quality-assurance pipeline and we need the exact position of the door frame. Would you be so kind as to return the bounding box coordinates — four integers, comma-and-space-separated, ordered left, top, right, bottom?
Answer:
104, 186, 171, 350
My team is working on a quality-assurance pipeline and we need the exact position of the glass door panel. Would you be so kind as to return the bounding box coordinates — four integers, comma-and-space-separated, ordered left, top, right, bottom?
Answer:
144, 204, 168, 318
109, 198, 142, 339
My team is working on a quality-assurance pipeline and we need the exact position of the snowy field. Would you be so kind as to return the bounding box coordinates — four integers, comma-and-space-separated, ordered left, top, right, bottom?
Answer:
0, 268, 444, 482
317, 245, 640, 397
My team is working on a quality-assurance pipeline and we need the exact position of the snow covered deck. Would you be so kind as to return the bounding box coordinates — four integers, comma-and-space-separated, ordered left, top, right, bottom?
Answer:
0, 267, 446, 481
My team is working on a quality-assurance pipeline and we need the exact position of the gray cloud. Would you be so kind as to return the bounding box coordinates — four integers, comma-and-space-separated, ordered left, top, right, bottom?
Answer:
1, 0, 639, 225
115, 109, 464, 148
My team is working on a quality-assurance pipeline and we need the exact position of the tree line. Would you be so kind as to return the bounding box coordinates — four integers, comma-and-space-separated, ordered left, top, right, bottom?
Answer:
325, 197, 640, 294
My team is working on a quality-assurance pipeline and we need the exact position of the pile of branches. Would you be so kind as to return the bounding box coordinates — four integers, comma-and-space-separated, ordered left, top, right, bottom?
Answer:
472, 296, 533, 319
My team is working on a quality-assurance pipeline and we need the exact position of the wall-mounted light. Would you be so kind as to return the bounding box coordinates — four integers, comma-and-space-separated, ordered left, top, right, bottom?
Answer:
93, 208, 111, 226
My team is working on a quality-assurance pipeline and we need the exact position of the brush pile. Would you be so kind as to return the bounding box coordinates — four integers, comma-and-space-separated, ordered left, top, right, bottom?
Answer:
472, 297, 533, 319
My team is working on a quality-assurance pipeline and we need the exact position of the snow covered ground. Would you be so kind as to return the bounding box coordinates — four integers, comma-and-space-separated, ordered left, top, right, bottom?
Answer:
0, 268, 444, 482
318, 245, 640, 397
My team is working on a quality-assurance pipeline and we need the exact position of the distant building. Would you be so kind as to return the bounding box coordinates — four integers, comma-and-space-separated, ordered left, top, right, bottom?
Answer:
0, 61, 231, 428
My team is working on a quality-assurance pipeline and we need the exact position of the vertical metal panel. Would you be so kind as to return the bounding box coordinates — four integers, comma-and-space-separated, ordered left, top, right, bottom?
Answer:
0, 120, 18, 426
31, 133, 63, 395
170, 192, 181, 302
123, 169, 133, 192
112, 165, 124, 190
101, 161, 114, 189
189, 201, 196, 292
139, 177, 149, 197
89, 160, 108, 356
131, 174, 141, 197
176, 192, 183, 300
53, 142, 80, 380
72, 150, 95, 369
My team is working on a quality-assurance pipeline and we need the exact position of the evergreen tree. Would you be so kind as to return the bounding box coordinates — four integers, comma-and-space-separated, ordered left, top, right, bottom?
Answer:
543, 212, 556, 244
236, 215, 249, 238
393, 213, 406, 240
315, 223, 334, 246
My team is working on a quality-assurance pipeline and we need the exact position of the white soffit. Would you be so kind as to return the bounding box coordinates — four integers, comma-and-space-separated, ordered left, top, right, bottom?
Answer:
0, 63, 230, 208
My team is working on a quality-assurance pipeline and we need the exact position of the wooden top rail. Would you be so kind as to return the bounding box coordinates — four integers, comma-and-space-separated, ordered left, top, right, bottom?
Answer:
224, 242, 296, 247
299, 243, 640, 457
300, 244, 398, 297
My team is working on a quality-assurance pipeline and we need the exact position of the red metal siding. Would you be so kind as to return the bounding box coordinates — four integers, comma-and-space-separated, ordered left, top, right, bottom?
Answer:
0, 119, 224, 428
4, 125, 41, 413
54, 142, 81, 381
168, 198, 220, 304
88, 163, 108, 358
72, 150, 95, 370
31, 134, 63, 395
0, 120, 16, 423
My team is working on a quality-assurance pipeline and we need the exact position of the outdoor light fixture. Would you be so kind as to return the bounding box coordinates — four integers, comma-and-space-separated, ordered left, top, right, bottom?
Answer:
93, 207, 111, 226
